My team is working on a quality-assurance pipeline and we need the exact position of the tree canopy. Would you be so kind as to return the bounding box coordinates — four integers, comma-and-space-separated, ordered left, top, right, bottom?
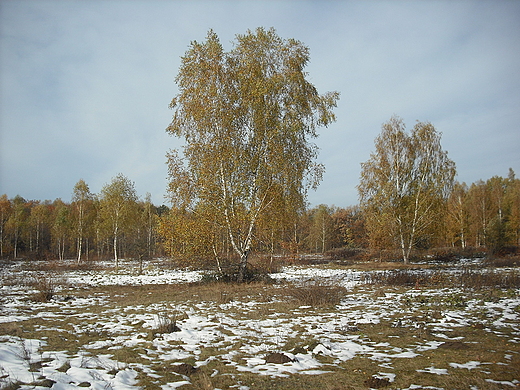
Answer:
99, 174, 139, 267
163, 27, 339, 280
358, 116, 457, 263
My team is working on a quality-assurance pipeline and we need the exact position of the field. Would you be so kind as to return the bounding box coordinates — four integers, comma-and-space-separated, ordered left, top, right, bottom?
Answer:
0, 258, 519, 389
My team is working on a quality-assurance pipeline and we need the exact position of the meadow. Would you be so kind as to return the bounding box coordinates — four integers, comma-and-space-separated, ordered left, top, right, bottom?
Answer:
0, 257, 518, 389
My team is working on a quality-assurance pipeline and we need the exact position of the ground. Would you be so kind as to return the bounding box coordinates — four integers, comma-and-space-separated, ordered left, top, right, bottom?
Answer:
0, 258, 519, 389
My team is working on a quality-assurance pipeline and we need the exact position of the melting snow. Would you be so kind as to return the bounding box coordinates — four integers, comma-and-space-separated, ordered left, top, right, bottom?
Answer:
0, 261, 519, 389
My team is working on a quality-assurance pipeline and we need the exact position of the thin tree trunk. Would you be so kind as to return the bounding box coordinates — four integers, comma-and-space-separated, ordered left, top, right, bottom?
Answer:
322, 216, 326, 253
114, 234, 118, 268
36, 224, 40, 253
14, 229, 18, 259
237, 250, 250, 283
400, 235, 409, 264
213, 245, 223, 274
77, 237, 82, 264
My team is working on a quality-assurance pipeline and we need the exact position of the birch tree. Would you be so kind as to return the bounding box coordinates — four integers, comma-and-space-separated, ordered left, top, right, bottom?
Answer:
141, 193, 157, 259
505, 169, 520, 246
72, 179, 94, 263
358, 116, 456, 263
29, 202, 51, 256
466, 180, 492, 247
306, 204, 335, 253
446, 182, 469, 248
52, 199, 71, 261
99, 174, 138, 267
164, 28, 339, 281
6, 195, 29, 259
0, 195, 11, 258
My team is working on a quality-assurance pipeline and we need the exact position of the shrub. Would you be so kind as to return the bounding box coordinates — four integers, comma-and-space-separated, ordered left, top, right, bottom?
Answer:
365, 269, 449, 287
248, 254, 283, 274
200, 264, 276, 284
485, 256, 520, 268
151, 313, 181, 336
367, 249, 406, 262
325, 247, 367, 261
487, 245, 519, 260
422, 246, 488, 263
426, 247, 461, 262
31, 273, 61, 302
457, 268, 520, 289
365, 268, 520, 290
285, 281, 346, 307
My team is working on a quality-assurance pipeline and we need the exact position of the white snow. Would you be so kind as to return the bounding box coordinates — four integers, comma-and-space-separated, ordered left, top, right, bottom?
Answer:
0, 260, 519, 389
449, 361, 481, 370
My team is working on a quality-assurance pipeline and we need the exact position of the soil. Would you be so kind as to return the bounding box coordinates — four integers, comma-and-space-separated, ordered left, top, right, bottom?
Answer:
265, 352, 294, 364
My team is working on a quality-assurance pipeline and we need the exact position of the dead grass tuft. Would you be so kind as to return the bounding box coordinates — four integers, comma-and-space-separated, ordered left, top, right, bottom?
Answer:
151, 313, 181, 336
172, 363, 198, 376
285, 281, 346, 307
366, 268, 520, 289
30, 273, 64, 302
364, 376, 390, 388
365, 269, 449, 287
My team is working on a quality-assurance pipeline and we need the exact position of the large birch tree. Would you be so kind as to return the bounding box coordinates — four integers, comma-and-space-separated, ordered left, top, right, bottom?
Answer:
164, 28, 339, 280
358, 116, 456, 263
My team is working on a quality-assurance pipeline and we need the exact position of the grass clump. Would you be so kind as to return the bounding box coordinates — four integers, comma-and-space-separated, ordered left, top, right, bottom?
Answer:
365, 269, 448, 287
151, 313, 182, 336
458, 268, 520, 289
365, 268, 520, 290
30, 273, 61, 302
200, 265, 276, 284
285, 281, 346, 307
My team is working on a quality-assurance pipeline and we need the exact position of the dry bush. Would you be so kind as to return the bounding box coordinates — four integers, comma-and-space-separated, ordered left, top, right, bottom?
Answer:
365, 269, 449, 287
31, 273, 64, 302
248, 253, 283, 274
152, 313, 181, 335
458, 268, 520, 289
199, 264, 276, 284
424, 247, 462, 262
285, 281, 346, 307
418, 246, 488, 263
366, 268, 520, 290
362, 246, 488, 263
325, 247, 367, 261
484, 255, 520, 268
368, 248, 405, 262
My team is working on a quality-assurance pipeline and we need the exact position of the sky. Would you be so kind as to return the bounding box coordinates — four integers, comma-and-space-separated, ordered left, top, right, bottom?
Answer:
1, 0, 519, 207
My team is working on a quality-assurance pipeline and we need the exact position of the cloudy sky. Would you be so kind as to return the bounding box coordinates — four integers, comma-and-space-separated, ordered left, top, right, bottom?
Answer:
1, 0, 519, 207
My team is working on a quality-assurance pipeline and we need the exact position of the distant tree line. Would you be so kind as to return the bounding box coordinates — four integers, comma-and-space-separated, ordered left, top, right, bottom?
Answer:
302, 167, 520, 259
0, 175, 168, 263
1, 168, 517, 264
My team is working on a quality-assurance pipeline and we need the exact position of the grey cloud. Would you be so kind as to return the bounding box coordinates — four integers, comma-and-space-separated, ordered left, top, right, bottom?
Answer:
1, 0, 519, 206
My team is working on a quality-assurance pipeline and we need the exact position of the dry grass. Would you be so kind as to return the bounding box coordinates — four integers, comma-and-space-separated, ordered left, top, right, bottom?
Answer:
2, 261, 519, 390
348, 261, 438, 271
151, 313, 181, 335
366, 268, 520, 289
30, 273, 64, 302
284, 281, 346, 307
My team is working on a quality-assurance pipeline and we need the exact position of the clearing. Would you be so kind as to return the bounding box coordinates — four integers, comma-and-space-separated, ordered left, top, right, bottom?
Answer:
0, 258, 519, 389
